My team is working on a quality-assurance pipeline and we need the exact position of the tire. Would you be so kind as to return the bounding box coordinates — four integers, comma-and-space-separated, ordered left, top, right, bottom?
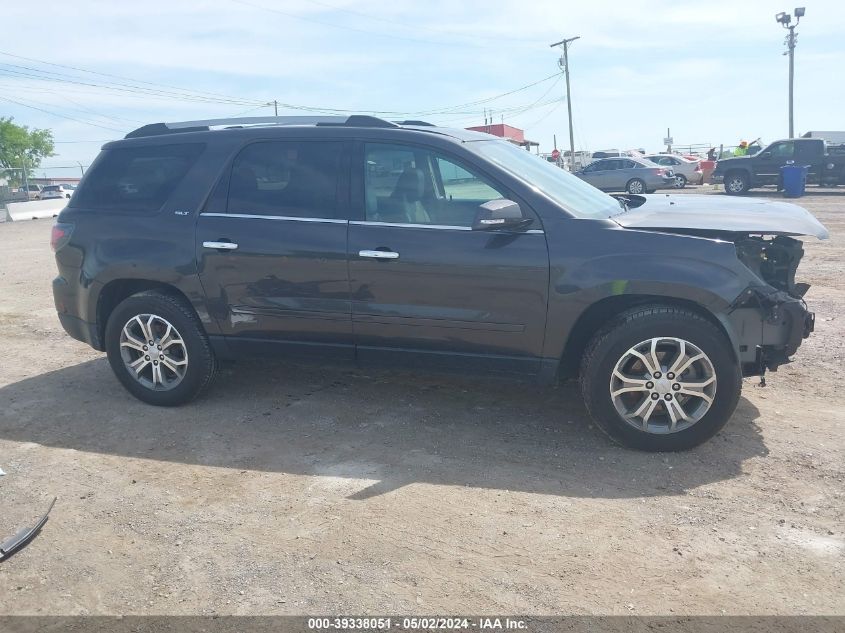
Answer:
105, 291, 216, 406
579, 305, 741, 451
724, 171, 749, 195
626, 178, 646, 194
675, 174, 687, 188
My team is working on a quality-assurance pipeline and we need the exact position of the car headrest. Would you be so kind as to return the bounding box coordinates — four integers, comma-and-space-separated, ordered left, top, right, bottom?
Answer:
392, 167, 424, 202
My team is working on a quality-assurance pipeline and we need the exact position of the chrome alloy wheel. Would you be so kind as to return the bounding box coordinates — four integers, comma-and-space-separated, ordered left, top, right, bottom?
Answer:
726, 175, 745, 193
609, 337, 717, 434
119, 314, 188, 391
628, 180, 645, 194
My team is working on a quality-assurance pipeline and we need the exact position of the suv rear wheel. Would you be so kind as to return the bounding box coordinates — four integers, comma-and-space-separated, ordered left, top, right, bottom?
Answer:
579, 306, 741, 451
105, 291, 216, 406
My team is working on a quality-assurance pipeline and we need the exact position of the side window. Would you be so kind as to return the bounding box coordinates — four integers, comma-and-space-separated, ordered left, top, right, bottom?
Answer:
622, 159, 638, 169
770, 142, 795, 158
364, 143, 506, 227
437, 156, 503, 202
69, 143, 204, 213
227, 141, 342, 218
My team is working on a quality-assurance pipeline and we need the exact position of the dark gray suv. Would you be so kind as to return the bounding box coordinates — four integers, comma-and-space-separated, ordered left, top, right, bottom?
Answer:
51, 116, 827, 451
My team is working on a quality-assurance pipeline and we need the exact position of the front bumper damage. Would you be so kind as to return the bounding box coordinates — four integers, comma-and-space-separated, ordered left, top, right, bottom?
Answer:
726, 285, 815, 377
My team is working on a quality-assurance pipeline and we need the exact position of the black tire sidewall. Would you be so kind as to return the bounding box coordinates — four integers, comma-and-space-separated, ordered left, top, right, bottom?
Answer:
676, 175, 687, 188
105, 293, 214, 406
583, 313, 741, 451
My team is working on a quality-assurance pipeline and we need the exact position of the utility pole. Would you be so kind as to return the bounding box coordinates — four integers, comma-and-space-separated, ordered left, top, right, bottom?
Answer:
274, 100, 279, 116
22, 157, 29, 196
550, 36, 580, 171
776, 8, 805, 138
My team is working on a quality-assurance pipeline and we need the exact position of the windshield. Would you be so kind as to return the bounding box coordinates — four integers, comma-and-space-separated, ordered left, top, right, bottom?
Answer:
471, 140, 621, 219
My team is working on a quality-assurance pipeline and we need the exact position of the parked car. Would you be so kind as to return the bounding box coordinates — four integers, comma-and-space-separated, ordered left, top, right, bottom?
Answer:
51, 115, 827, 451
590, 149, 624, 160
574, 157, 676, 194
712, 138, 845, 194
643, 154, 704, 188
40, 184, 75, 200
10, 184, 42, 201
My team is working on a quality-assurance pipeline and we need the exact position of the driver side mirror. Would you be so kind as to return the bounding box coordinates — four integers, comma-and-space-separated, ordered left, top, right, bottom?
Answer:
472, 199, 532, 231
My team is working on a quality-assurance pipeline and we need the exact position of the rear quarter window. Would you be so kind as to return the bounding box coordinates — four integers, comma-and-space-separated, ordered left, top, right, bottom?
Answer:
70, 143, 204, 213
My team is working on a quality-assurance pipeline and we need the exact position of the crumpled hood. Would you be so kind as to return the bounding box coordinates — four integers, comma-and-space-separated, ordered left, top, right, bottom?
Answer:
613, 194, 829, 239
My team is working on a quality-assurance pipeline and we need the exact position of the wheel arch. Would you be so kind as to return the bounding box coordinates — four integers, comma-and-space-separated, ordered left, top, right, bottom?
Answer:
625, 177, 646, 193
95, 279, 196, 351
558, 294, 736, 380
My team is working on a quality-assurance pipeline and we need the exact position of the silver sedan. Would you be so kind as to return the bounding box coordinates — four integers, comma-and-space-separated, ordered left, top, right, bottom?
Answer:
643, 154, 703, 188
574, 158, 677, 194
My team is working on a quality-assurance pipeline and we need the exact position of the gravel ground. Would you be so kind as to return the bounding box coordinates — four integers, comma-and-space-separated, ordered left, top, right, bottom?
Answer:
0, 186, 842, 615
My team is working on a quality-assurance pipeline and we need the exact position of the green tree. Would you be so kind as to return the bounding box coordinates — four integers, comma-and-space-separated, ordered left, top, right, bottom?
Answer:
0, 117, 55, 185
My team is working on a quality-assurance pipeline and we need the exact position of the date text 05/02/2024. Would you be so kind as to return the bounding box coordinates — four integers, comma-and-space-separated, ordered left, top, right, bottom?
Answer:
307, 617, 528, 630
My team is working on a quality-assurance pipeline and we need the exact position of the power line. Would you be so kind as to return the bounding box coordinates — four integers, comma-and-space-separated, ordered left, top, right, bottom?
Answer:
432, 97, 564, 126
0, 50, 562, 124
0, 50, 268, 107
0, 95, 124, 132
0, 65, 263, 107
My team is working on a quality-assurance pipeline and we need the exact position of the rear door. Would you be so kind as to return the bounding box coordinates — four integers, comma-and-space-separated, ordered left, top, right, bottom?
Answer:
196, 139, 353, 359
604, 159, 627, 190
347, 141, 549, 374
795, 140, 822, 182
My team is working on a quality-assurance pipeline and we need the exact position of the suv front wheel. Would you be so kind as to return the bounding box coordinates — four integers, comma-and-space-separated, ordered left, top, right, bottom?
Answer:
579, 306, 741, 451
724, 171, 749, 195
105, 291, 217, 406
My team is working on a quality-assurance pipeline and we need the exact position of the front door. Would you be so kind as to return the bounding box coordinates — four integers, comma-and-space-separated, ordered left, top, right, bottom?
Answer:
196, 139, 353, 359
753, 140, 795, 185
347, 142, 550, 375
580, 160, 609, 190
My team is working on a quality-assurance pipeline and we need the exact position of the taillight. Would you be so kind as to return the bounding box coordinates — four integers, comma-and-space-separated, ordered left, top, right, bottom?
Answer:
655, 169, 665, 176
51, 222, 74, 251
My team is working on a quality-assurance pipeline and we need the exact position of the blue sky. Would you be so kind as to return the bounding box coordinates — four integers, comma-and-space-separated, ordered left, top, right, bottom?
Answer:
2, 0, 843, 176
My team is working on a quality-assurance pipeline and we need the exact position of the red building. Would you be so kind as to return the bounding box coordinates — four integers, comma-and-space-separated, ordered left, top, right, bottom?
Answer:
466, 124, 539, 153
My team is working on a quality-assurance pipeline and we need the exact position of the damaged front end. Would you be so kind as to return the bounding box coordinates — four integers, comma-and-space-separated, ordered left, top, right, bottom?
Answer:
730, 235, 815, 376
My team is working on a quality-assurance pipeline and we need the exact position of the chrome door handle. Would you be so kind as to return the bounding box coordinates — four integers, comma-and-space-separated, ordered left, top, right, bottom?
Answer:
359, 249, 399, 259
203, 241, 238, 250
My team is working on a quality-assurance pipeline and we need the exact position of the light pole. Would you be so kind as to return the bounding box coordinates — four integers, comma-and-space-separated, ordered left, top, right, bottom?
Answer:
775, 7, 805, 138
550, 36, 580, 171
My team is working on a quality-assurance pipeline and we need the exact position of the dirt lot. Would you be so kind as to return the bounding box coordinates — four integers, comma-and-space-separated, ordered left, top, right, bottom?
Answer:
0, 187, 842, 616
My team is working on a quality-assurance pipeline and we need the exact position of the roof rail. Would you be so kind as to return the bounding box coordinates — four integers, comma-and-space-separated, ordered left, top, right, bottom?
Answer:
124, 114, 401, 139
396, 120, 435, 126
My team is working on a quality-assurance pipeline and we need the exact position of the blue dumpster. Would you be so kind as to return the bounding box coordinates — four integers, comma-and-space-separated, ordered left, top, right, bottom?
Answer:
780, 164, 809, 198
